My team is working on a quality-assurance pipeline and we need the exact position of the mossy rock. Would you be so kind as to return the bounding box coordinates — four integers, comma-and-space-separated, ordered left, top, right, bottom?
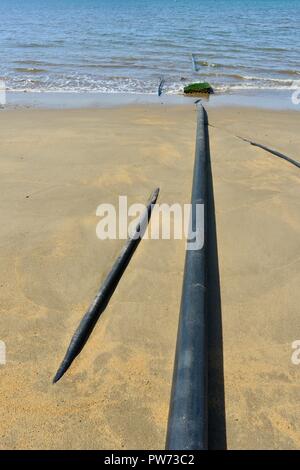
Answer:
184, 82, 214, 95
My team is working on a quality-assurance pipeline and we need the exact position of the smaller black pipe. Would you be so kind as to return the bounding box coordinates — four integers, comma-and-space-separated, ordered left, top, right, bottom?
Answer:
158, 78, 165, 97
241, 138, 300, 169
53, 188, 159, 383
191, 54, 198, 72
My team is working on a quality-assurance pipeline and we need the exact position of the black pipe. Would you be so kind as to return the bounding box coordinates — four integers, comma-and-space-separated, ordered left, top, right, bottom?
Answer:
240, 137, 300, 169
166, 105, 208, 450
158, 78, 165, 97
191, 54, 198, 72
53, 187, 160, 384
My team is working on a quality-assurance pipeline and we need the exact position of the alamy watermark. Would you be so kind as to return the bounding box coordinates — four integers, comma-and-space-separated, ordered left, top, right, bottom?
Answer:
291, 340, 300, 365
0, 80, 6, 106
0, 340, 6, 365
291, 80, 300, 106
96, 197, 204, 251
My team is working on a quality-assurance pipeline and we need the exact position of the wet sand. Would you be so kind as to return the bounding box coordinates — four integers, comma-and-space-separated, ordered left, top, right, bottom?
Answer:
0, 104, 299, 449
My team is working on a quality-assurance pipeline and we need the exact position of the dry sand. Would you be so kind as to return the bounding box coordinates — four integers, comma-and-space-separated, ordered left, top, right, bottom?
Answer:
0, 104, 299, 449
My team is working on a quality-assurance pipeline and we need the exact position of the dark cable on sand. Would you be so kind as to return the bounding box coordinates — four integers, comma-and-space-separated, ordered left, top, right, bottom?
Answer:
240, 137, 300, 169
209, 122, 300, 169
53, 188, 160, 384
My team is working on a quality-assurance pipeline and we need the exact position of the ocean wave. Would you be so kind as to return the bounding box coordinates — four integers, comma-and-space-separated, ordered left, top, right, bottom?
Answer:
14, 67, 48, 73
3, 69, 299, 95
216, 84, 297, 92
13, 41, 64, 49
5, 77, 159, 94
193, 62, 300, 76
189, 71, 297, 84
13, 60, 65, 67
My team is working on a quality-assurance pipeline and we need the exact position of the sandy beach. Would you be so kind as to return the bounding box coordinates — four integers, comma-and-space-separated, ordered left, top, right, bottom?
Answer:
0, 103, 299, 450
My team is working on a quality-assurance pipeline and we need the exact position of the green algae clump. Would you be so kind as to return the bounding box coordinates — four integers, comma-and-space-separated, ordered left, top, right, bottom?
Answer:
184, 82, 214, 95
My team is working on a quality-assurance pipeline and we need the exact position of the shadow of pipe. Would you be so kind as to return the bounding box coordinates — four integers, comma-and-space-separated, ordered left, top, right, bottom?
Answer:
204, 108, 227, 450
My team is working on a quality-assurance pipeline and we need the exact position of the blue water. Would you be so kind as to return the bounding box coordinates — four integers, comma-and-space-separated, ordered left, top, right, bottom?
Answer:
0, 0, 299, 94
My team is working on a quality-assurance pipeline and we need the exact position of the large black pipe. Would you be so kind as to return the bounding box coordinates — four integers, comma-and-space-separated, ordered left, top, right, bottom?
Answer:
166, 105, 208, 450
53, 187, 159, 384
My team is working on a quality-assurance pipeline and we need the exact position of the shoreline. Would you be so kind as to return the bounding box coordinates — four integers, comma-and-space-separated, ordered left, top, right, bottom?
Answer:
2, 88, 300, 112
